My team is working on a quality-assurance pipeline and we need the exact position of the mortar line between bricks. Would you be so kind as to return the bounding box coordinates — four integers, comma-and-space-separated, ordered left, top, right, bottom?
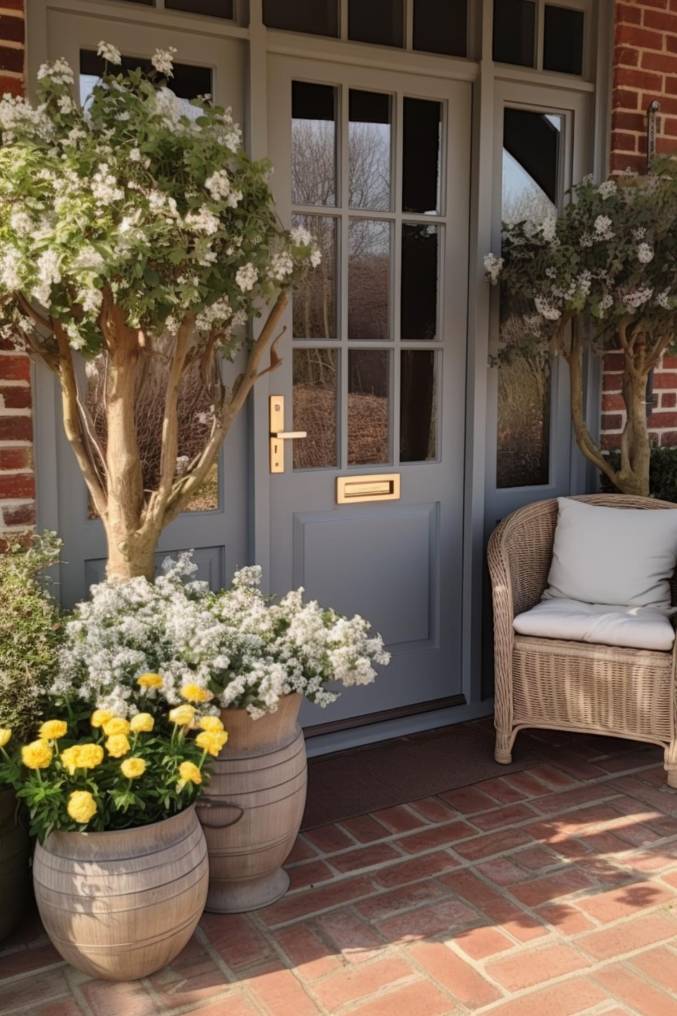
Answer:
588, 961, 672, 1016
64, 972, 97, 1016
0, 958, 67, 988
301, 764, 648, 856
248, 895, 468, 1013
621, 949, 677, 1000
277, 824, 677, 931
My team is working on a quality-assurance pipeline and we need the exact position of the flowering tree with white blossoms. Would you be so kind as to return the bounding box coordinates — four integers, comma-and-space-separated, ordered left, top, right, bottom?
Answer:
0, 44, 320, 579
485, 168, 677, 497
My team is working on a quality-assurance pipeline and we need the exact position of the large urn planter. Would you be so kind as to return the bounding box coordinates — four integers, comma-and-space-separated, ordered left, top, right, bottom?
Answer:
33, 805, 208, 981
197, 692, 307, 914
0, 789, 30, 944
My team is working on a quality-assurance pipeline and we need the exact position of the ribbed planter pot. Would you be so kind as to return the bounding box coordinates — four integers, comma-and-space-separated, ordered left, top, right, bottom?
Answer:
33, 805, 208, 981
197, 692, 307, 914
0, 789, 30, 944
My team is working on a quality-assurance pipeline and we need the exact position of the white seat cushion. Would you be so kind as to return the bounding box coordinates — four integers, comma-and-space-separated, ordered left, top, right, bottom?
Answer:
514, 598, 675, 652
544, 498, 677, 610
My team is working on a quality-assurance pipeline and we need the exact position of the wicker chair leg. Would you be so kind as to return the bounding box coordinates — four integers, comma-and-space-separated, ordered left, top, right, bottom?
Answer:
495, 730, 513, 765
665, 743, 677, 789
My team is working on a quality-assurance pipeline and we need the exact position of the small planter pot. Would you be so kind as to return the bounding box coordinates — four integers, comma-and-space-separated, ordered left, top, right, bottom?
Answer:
198, 693, 307, 914
0, 789, 30, 944
33, 805, 208, 981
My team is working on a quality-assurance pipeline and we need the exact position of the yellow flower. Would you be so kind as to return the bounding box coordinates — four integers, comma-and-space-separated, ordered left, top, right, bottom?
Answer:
121, 757, 146, 779
106, 733, 131, 758
195, 729, 228, 757
0, 728, 12, 749
103, 717, 130, 737
91, 709, 113, 729
78, 743, 104, 769
60, 743, 104, 774
67, 790, 97, 825
169, 704, 195, 727
177, 760, 202, 790
21, 739, 53, 770
180, 683, 213, 704
39, 720, 68, 741
130, 713, 154, 734
199, 715, 224, 733
137, 672, 163, 689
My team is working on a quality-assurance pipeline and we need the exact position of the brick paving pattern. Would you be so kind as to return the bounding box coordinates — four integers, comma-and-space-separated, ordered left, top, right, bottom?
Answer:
2, 731, 677, 1015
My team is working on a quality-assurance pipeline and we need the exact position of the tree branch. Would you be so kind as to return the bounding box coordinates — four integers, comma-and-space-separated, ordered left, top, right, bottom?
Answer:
142, 312, 194, 528
162, 291, 289, 524
52, 319, 108, 520
565, 320, 620, 489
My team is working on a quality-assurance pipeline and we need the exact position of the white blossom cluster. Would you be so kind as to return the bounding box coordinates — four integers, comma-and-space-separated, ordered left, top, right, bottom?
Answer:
0, 46, 322, 357
56, 555, 390, 719
485, 171, 677, 344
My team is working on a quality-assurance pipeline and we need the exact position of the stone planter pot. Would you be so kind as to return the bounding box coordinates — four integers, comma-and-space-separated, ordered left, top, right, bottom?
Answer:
197, 692, 307, 914
0, 789, 30, 944
33, 805, 208, 981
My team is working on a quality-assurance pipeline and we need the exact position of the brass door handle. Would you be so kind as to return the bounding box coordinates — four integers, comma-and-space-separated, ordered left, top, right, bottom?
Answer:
269, 396, 306, 473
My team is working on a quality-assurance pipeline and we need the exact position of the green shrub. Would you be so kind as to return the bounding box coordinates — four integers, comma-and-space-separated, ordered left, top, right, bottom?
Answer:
602, 446, 677, 503
0, 532, 63, 740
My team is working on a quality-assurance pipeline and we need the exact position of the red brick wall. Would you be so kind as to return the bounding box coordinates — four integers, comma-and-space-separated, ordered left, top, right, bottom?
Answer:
0, 0, 35, 531
603, 0, 677, 453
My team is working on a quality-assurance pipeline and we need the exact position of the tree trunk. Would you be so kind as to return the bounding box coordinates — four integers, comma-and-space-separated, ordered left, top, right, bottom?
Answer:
617, 368, 651, 496
565, 320, 652, 498
105, 343, 148, 581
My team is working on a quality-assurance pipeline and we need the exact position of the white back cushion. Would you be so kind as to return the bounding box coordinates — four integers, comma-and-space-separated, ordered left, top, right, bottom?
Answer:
544, 498, 677, 610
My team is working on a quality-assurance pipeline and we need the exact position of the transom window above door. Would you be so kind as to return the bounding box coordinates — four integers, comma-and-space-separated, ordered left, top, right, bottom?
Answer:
493, 0, 588, 77
263, 0, 469, 58
115, 0, 234, 18
290, 80, 445, 471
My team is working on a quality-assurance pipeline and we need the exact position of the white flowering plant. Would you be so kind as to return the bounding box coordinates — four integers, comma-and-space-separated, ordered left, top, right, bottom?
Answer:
0, 45, 320, 580
55, 555, 390, 720
485, 167, 677, 496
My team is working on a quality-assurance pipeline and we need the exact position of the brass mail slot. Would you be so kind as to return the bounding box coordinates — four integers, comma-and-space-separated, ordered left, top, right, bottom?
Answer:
336, 474, 400, 504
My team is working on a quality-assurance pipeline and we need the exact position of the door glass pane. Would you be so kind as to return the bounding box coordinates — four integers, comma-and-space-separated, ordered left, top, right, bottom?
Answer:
497, 110, 561, 489
493, 0, 535, 67
264, 0, 339, 37
401, 351, 437, 462
348, 350, 390, 465
414, 0, 467, 57
544, 5, 584, 75
349, 0, 403, 47
349, 90, 392, 212
403, 98, 442, 214
348, 220, 392, 340
292, 82, 337, 207
80, 51, 212, 107
401, 223, 439, 341
293, 349, 338, 469
292, 215, 338, 339
165, 0, 234, 17
86, 354, 220, 516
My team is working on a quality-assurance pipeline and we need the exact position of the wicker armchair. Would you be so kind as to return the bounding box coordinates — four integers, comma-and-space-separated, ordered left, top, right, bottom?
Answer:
488, 494, 677, 788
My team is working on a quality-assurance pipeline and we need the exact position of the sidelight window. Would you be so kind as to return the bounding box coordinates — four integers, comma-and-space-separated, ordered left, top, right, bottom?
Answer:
496, 108, 562, 489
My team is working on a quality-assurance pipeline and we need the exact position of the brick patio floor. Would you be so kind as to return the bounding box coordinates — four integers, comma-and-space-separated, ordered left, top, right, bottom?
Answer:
2, 730, 677, 1015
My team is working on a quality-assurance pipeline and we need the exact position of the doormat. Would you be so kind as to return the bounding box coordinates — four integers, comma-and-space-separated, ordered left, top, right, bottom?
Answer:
302, 717, 545, 829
